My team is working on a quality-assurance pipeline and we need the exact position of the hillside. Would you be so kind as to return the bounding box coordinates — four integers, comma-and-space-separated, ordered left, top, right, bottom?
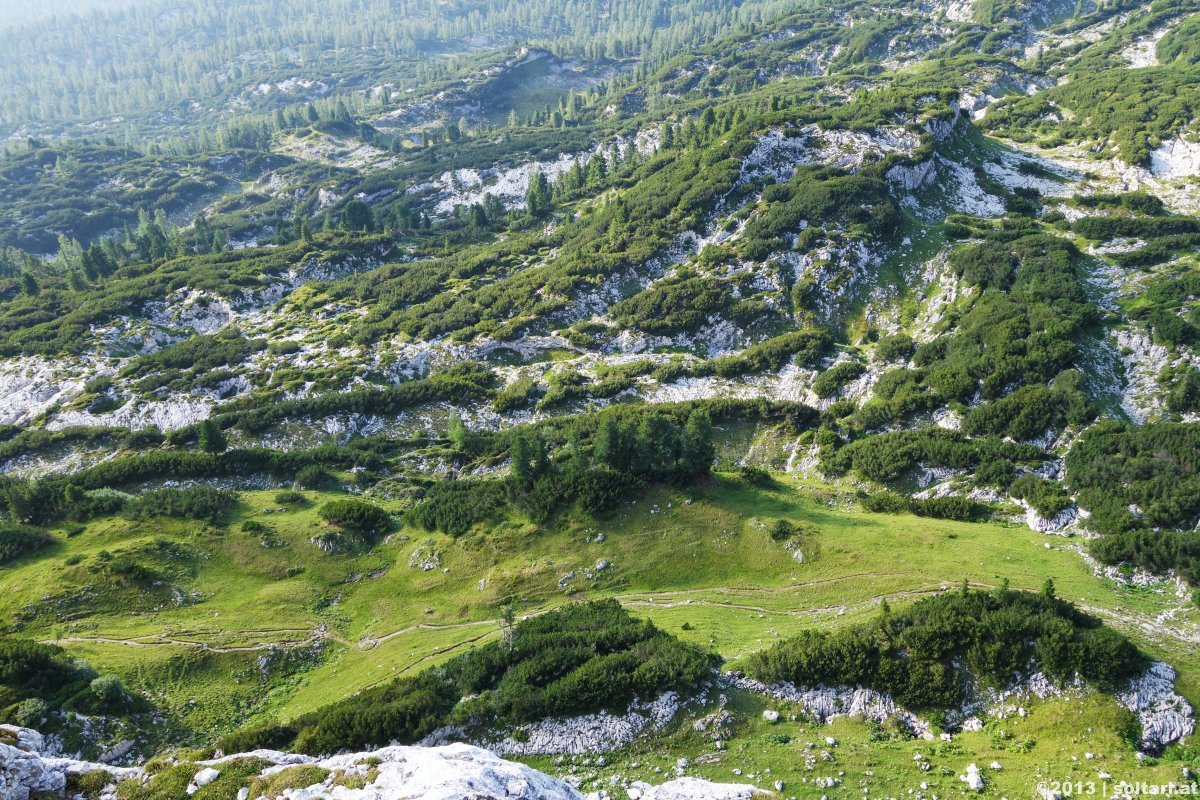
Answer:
0, 0, 1199, 796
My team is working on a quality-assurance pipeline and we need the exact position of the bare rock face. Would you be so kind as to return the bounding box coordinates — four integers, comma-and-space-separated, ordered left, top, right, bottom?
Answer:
0, 726, 138, 800
1, 727, 764, 800
625, 776, 768, 799
725, 674, 930, 738
1119, 662, 1196, 752
422, 692, 683, 756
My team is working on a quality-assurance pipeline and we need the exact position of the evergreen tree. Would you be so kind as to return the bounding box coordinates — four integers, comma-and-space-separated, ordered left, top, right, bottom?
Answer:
342, 200, 375, 232
509, 429, 546, 487
593, 416, 623, 471
525, 171, 552, 218
681, 409, 715, 475
448, 414, 474, 452
634, 414, 678, 476
198, 419, 227, 455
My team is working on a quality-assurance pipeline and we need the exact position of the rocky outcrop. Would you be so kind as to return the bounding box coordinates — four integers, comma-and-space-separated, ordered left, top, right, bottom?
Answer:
1119, 662, 1196, 752
212, 743, 587, 800
1015, 499, 1078, 534
923, 101, 962, 141
0, 728, 138, 800
887, 158, 937, 191
725, 674, 931, 738
626, 777, 767, 799
0, 732, 768, 800
423, 692, 683, 756
1150, 135, 1200, 179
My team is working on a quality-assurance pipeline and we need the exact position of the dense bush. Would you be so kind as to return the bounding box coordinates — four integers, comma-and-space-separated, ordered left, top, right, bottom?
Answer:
824, 428, 1042, 483
812, 361, 866, 399
747, 587, 1143, 709
1068, 421, 1200, 591
0, 439, 386, 525
410, 406, 718, 534
1008, 475, 1072, 518
0, 523, 54, 565
127, 486, 237, 524
1067, 420, 1200, 536
908, 495, 982, 520
317, 499, 392, 540
874, 333, 915, 362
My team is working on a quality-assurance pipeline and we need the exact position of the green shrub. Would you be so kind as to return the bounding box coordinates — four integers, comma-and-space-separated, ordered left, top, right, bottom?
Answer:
862, 492, 907, 513
273, 490, 308, 505
812, 361, 866, 399
908, 495, 982, 521
127, 486, 237, 524
318, 499, 391, 540
0, 524, 53, 565
295, 465, 337, 490
748, 588, 1143, 709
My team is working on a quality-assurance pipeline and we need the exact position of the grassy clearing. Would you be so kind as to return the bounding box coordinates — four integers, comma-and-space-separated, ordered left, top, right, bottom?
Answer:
1, 473, 1196, 754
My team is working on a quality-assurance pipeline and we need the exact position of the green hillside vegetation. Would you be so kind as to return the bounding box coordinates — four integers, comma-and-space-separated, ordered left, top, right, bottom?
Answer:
749, 584, 1143, 709
218, 600, 714, 755
0, 0, 1198, 788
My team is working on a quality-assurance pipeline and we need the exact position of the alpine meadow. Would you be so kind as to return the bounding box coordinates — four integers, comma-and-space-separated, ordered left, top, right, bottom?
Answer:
0, 0, 1199, 797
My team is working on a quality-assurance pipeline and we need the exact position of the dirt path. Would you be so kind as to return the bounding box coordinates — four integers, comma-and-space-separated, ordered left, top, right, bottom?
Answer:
47, 627, 332, 653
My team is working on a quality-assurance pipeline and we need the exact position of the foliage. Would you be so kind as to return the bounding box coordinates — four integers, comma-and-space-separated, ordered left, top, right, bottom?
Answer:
230, 600, 715, 755
0, 523, 54, 565
824, 428, 1043, 483
1067, 421, 1200, 590
126, 486, 238, 524
747, 588, 1144, 709
318, 499, 392, 540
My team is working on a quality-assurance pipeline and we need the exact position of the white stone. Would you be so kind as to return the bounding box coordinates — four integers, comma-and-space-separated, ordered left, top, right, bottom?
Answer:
193, 767, 220, 787
1118, 662, 1195, 751
624, 777, 766, 799
960, 763, 984, 791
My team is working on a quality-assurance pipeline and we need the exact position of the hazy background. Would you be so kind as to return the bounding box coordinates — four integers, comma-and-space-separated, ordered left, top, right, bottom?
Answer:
0, 0, 138, 27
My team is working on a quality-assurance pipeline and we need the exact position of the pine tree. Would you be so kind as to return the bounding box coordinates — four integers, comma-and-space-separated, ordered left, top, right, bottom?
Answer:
525, 171, 551, 217
593, 416, 622, 471
20, 272, 39, 297
198, 419, 227, 455
681, 409, 715, 475
634, 414, 678, 476
448, 414, 474, 452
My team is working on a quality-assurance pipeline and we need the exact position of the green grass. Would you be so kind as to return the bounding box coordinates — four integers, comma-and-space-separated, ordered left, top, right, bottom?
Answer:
524, 690, 1188, 797
2, 472, 1196, 760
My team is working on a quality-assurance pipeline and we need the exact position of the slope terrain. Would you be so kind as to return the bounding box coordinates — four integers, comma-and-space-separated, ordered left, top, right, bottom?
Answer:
0, 0, 1199, 795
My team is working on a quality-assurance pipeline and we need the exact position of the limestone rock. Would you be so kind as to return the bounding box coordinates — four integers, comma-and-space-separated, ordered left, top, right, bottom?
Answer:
1118, 662, 1196, 752
960, 763, 984, 791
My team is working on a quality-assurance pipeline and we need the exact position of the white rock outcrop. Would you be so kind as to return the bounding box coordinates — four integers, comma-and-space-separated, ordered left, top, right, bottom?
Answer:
1016, 499, 1078, 534
625, 777, 767, 799
424, 692, 682, 756
960, 762, 984, 791
0, 734, 138, 800
726, 674, 930, 737
1119, 662, 1196, 752
1150, 136, 1200, 179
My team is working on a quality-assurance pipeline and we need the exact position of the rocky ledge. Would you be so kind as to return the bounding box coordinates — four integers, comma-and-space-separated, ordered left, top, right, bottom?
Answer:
0, 727, 765, 800
727, 661, 1194, 753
